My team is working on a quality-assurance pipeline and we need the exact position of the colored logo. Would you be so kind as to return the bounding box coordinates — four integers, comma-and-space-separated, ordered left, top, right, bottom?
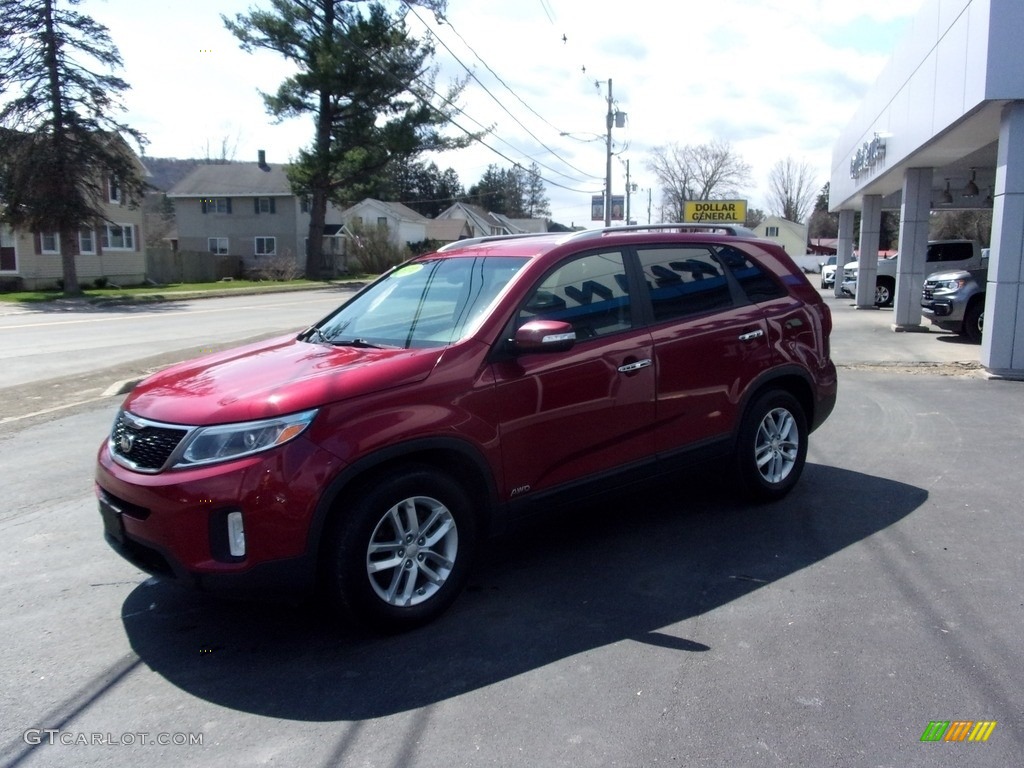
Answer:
920, 720, 997, 742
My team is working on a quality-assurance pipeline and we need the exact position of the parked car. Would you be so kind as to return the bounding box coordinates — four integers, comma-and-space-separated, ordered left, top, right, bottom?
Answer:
841, 240, 983, 307
921, 259, 988, 343
96, 225, 838, 631
819, 256, 837, 289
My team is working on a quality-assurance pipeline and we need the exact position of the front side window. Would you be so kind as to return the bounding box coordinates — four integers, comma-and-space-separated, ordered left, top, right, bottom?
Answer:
765, 226, 780, 237
108, 175, 120, 204
41, 232, 60, 254
516, 250, 631, 340
102, 224, 134, 250
256, 197, 275, 214
315, 256, 527, 349
255, 237, 276, 256
209, 237, 228, 255
637, 246, 733, 321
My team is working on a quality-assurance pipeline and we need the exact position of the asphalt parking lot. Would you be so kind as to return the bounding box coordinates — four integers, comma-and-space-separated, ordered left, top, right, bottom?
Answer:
1, 286, 1021, 767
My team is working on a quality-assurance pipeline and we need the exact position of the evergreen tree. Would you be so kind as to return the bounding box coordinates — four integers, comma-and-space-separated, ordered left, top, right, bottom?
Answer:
224, 0, 476, 278
0, 0, 147, 296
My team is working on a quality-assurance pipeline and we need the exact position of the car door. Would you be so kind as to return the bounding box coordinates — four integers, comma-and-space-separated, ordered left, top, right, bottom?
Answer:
634, 244, 776, 455
489, 248, 656, 498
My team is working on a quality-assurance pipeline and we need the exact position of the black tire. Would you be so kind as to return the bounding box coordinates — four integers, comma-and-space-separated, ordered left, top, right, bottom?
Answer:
735, 390, 808, 502
875, 277, 895, 307
963, 300, 984, 344
322, 465, 477, 632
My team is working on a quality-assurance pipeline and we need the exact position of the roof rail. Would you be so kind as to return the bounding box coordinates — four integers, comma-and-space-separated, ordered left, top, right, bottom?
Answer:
568, 222, 759, 241
436, 232, 561, 252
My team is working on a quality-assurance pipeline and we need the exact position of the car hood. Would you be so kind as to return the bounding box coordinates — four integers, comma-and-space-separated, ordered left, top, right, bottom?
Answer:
123, 333, 444, 425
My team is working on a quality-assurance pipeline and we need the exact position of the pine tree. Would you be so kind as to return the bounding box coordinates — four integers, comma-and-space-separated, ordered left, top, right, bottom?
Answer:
224, 0, 477, 279
0, 0, 147, 296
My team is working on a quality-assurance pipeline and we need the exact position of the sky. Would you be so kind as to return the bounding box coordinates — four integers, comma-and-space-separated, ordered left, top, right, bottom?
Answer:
73, 0, 926, 227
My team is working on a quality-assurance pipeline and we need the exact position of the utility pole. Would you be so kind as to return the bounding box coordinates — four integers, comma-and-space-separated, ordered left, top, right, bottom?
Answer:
602, 79, 610, 227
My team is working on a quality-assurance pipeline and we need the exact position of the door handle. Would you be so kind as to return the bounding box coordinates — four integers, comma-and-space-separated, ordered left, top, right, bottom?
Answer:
738, 329, 764, 341
617, 359, 652, 373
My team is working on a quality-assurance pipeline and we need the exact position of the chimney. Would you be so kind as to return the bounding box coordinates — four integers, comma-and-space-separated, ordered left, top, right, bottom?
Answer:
258, 149, 268, 170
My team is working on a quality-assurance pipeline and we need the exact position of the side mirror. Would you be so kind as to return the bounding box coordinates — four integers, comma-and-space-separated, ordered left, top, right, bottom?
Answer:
511, 320, 576, 354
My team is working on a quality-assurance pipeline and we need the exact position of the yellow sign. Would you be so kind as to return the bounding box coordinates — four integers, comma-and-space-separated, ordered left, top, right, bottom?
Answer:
683, 200, 747, 223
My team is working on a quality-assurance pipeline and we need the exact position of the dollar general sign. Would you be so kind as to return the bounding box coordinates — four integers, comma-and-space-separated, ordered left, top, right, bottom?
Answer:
683, 200, 747, 223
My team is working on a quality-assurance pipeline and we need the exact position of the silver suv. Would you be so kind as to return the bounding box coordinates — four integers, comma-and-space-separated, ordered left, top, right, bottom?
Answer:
921, 255, 988, 342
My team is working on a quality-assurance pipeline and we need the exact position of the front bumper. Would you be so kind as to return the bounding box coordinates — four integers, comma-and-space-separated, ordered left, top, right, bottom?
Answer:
95, 436, 343, 595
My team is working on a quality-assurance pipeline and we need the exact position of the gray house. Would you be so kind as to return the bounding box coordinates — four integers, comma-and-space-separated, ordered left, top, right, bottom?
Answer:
167, 151, 347, 275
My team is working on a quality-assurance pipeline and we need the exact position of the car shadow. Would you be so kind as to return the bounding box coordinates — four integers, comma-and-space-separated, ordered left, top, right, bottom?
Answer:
120, 463, 926, 721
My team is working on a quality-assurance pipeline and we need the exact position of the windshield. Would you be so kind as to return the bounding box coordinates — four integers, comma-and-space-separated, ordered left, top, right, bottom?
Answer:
315, 256, 527, 349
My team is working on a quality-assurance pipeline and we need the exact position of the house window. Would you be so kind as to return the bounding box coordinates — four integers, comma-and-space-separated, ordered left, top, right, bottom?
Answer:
352, 216, 363, 226
202, 197, 231, 214
765, 226, 780, 237
256, 197, 276, 214
102, 224, 135, 250
79, 229, 95, 254
255, 236, 276, 256
377, 216, 388, 228
41, 232, 60, 254
208, 237, 228, 255
1, 227, 17, 272
108, 175, 120, 204
300, 197, 311, 213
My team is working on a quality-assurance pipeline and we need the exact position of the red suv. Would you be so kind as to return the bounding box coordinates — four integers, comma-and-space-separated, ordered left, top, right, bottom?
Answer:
96, 226, 836, 630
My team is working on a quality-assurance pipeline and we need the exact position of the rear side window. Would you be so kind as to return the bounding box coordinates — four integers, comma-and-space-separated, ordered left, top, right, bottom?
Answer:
717, 245, 787, 303
636, 246, 732, 321
516, 250, 631, 340
928, 242, 972, 262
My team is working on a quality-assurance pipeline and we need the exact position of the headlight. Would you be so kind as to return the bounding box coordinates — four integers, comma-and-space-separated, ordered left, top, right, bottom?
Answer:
932, 278, 966, 293
174, 409, 318, 468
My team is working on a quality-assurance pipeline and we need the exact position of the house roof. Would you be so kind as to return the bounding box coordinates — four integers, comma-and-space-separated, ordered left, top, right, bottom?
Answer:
342, 198, 430, 222
426, 218, 472, 242
167, 162, 293, 197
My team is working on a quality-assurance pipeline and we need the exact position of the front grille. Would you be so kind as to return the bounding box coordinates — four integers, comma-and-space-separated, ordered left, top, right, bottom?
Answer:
111, 411, 189, 472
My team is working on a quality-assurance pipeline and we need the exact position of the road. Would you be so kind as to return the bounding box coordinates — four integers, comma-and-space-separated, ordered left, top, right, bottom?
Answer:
0, 287, 361, 425
0, 287, 359, 388
0, 289, 1021, 767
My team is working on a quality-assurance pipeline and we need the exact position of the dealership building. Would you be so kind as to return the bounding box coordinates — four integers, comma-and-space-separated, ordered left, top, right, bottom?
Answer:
829, 0, 1024, 379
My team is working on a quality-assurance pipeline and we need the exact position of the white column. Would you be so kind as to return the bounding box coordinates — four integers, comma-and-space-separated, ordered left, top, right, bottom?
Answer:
892, 167, 933, 330
855, 195, 882, 309
982, 102, 1024, 379
834, 209, 855, 298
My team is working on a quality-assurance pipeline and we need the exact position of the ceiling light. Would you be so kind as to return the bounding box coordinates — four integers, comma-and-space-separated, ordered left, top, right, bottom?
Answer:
941, 179, 953, 205
963, 168, 979, 198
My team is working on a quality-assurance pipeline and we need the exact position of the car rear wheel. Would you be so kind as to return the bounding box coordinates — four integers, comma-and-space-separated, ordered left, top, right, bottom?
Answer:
963, 300, 984, 343
875, 277, 895, 307
323, 465, 477, 631
736, 390, 808, 502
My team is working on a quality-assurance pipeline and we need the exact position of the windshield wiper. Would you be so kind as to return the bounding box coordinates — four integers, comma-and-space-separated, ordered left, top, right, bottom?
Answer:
302, 326, 330, 344
329, 338, 394, 349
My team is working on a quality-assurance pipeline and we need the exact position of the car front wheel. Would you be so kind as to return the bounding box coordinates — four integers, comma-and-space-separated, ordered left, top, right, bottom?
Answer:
323, 465, 477, 631
963, 300, 984, 343
735, 390, 808, 501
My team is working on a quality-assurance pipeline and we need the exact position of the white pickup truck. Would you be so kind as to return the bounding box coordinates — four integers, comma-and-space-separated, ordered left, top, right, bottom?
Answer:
841, 239, 984, 307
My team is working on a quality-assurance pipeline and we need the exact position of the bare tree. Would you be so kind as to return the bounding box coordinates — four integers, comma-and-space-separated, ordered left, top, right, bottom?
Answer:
648, 140, 753, 220
767, 157, 817, 223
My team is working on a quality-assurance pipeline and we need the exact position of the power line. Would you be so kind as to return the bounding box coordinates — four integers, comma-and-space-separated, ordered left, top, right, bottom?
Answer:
401, 2, 602, 184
